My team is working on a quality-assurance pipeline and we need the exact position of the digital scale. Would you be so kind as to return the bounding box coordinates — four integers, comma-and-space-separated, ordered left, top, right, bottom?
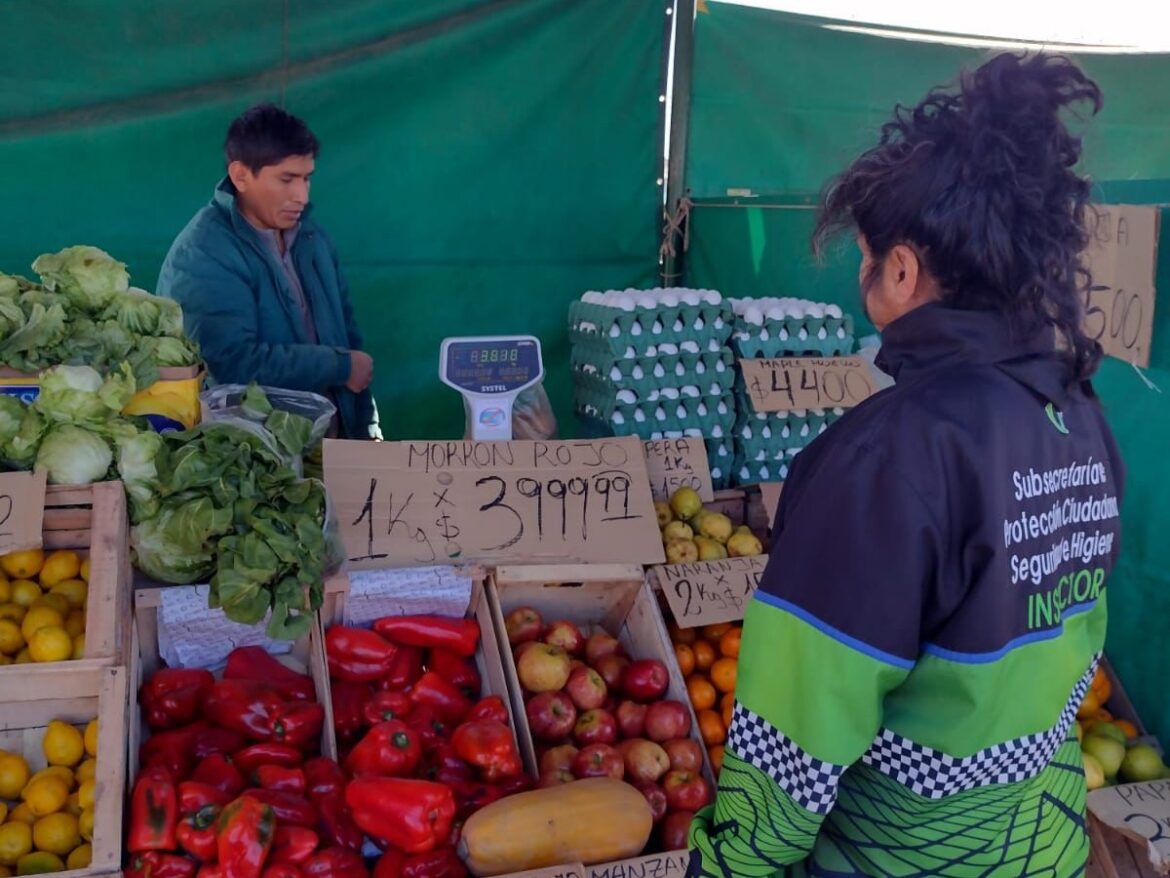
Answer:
439, 335, 544, 440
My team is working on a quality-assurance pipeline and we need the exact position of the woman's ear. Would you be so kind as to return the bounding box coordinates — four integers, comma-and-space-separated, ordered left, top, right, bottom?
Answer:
886, 244, 921, 306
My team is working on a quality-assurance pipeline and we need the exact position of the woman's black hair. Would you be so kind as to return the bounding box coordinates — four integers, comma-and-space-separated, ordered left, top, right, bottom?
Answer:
813, 53, 1104, 384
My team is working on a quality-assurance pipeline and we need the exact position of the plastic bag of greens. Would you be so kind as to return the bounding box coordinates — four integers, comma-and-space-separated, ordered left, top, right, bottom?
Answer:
202, 384, 335, 464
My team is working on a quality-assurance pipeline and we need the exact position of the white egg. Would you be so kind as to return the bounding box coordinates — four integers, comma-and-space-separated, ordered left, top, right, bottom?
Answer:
618, 297, 636, 312
798, 328, 808, 340
661, 291, 679, 307
661, 387, 679, 399
744, 306, 764, 326
654, 364, 666, 378
672, 319, 684, 333
634, 409, 646, 422
818, 327, 828, 339
826, 304, 843, 318
609, 366, 622, 381
675, 363, 686, 377
695, 361, 707, 375
623, 346, 637, 358
682, 385, 699, 397
658, 343, 679, 355
611, 411, 625, 425
762, 426, 772, 439
637, 294, 657, 310
616, 390, 637, 404
711, 383, 722, 394
608, 325, 621, 338
685, 428, 703, 438
645, 345, 657, 357
765, 306, 785, 321
717, 402, 728, 415
711, 426, 723, 438
760, 328, 770, 341
741, 425, 753, 439
708, 339, 721, 351
655, 407, 667, 421
632, 366, 644, 379
703, 290, 722, 305
631, 322, 643, 336
779, 328, 790, 341
680, 341, 699, 354
694, 318, 705, 331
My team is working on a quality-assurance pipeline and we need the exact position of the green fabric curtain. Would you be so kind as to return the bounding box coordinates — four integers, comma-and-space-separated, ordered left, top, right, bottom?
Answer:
0, 0, 667, 439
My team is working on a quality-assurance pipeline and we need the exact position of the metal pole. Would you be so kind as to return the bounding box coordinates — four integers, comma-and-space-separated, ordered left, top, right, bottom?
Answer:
664, 0, 696, 285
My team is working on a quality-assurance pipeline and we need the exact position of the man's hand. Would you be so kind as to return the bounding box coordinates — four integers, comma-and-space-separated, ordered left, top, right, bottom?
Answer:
346, 350, 374, 392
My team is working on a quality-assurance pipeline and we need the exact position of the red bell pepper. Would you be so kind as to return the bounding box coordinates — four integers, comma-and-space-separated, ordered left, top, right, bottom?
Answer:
346, 778, 456, 855
409, 673, 471, 724
259, 765, 307, 793
234, 743, 305, 778
326, 626, 397, 683
226, 646, 317, 703
427, 650, 480, 695
127, 851, 198, 878
217, 796, 277, 878
142, 668, 215, 731
466, 696, 508, 726
345, 721, 422, 778
140, 723, 208, 781
269, 826, 319, 865
198, 866, 226, 878
194, 727, 248, 761
373, 851, 404, 878
302, 848, 368, 878
243, 789, 318, 828
362, 691, 412, 726
330, 680, 370, 745
271, 701, 325, 749
404, 707, 451, 753
262, 867, 303, 878
303, 758, 346, 803
421, 745, 474, 785
451, 720, 522, 782
177, 804, 221, 862
206, 681, 324, 748
179, 781, 232, 813
372, 616, 479, 658
128, 765, 179, 852
451, 780, 505, 820
315, 793, 363, 852
380, 645, 424, 692
402, 850, 467, 878
192, 754, 246, 797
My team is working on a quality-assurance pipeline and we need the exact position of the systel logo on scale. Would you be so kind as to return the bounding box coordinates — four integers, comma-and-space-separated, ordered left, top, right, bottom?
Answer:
478, 407, 507, 429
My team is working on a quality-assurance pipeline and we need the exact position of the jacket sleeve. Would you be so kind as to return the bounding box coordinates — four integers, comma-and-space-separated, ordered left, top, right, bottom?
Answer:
159, 233, 351, 393
688, 439, 940, 877
327, 238, 377, 438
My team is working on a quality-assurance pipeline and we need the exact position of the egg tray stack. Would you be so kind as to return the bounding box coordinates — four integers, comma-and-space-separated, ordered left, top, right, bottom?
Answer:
726, 297, 858, 486
569, 289, 739, 489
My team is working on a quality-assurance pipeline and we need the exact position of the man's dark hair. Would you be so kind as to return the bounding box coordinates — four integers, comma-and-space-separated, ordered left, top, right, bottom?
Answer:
813, 53, 1104, 386
224, 103, 319, 173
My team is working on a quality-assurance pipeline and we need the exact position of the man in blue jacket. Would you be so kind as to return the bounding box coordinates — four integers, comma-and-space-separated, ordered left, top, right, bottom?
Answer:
158, 104, 378, 439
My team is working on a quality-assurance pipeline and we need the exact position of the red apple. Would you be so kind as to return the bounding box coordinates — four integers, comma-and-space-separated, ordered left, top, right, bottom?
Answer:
518, 643, 572, 693
622, 659, 670, 702
660, 811, 695, 850
540, 744, 579, 775
513, 641, 539, 664
526, 691, 577, 741
623, 739, 671, 784
594, 654, 630, 691
572, 744, 624, 780
574, 709, 618, 746
538, 769, 576, 788
636, 782, 669, 823
663, 770, 712, 812
616, 701, 649, 739
565, 665, 608, 712
602, 696, 619, 716
505, 606, 543, 645
645, 701, 691, 742
663, 738, 704, 772
543, 620, 585, 656
585, 631, 624, 666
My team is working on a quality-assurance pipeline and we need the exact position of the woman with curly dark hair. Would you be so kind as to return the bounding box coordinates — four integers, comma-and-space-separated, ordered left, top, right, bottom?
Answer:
687, 53, 1125, 877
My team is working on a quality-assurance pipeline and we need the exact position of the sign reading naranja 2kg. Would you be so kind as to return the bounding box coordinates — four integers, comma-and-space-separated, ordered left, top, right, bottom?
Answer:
324, 438, 666, 570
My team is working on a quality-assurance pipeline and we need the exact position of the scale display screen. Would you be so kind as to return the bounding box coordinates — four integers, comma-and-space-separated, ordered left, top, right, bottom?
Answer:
443, 338, 541, 395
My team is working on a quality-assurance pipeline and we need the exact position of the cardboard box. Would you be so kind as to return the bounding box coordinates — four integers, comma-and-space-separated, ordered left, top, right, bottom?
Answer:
0, 664, 128, 877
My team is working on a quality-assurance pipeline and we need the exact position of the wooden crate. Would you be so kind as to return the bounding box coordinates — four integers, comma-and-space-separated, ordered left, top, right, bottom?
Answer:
0, 664, 129, 878
1088, 815, 1159, 878
1, 482, 131, 673
127, 585, 334, 787
318, 569, 520, 756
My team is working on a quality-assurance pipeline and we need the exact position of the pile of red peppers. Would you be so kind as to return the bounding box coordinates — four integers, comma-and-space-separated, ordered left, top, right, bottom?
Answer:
327, 615, 533, 878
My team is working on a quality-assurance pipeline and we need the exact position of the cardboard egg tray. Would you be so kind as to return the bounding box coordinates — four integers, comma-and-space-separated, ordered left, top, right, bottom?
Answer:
570, 347, 734, 388
573, 369, 731, 407
574, 390, 737, 437
568, 299, 734, 357
730, 313, 855, 359
707, 438, 735, 490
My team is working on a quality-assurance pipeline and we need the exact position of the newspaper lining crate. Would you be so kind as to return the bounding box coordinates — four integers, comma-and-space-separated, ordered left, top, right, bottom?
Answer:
0, 664, 128, 878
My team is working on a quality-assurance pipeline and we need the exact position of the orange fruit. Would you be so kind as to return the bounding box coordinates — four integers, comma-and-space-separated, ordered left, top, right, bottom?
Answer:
692, 640, 716, 673
702, 623, 733, 642
687, 676, 717, 711
1076, 688, 1102, 720
719, 627, 742, 659
1091, 670, 1112, 705
1114, 719, 1139, 739
708, 745, 725, 773
669, 622, 696, 646
1092, 707, 1114, 723
674, 643, 695, 677
698, 710, 726, 746
711, 658, 738, 694
722, 695, 734, 728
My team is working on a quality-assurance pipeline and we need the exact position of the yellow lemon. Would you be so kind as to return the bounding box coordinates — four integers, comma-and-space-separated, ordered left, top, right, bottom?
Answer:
42, 722, 84, 769
0, 657, 10, 666
76, 780, 95, 811
63, 795, 81, 818
15, 851, 63, 875
66, 845, 91, 871
47, 581, 85, 612
36, 552, 79, 589
0, 604, 24, 623
82, 722, 97, 760
0, 804, 7, 824
9, 583, 40, 610
21, 776, 69, 817
28, 595, 68, 618
30, 813, 79, 857
0, 552, 43, 581
26, 767, 73, 792
0, 822, 32, 866
0, 754, 30, 799
12, 649, 31, 665
0, 580, 10, 604
0, 866, 10, 878
0, 620, 23, 656
74, 760, 96, 785
62, 612, 84, 639
70, 634, 85, 661
78, 558, 89, 583
19, 607, 61, 642
7, 805, 36, 826
28, 628, 71, 664
77, 810, 93, 843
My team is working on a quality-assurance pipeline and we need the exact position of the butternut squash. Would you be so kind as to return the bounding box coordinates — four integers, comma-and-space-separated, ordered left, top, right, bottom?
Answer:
457, 778, 654, 876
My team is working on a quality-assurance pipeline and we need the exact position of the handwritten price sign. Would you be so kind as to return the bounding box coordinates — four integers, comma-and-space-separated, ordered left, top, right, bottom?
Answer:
1083, 205, 1159, 367
0, 471, 46, 555
653, 555, 768, 627
324, 438, 666, 570
1088, 781, 1170, 871
740, 356, 875, 413
642, 438, 714, 503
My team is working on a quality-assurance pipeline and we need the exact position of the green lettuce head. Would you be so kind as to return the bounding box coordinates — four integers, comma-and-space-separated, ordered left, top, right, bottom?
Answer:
32, 246, 129, 312
34, 424, 113, 485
